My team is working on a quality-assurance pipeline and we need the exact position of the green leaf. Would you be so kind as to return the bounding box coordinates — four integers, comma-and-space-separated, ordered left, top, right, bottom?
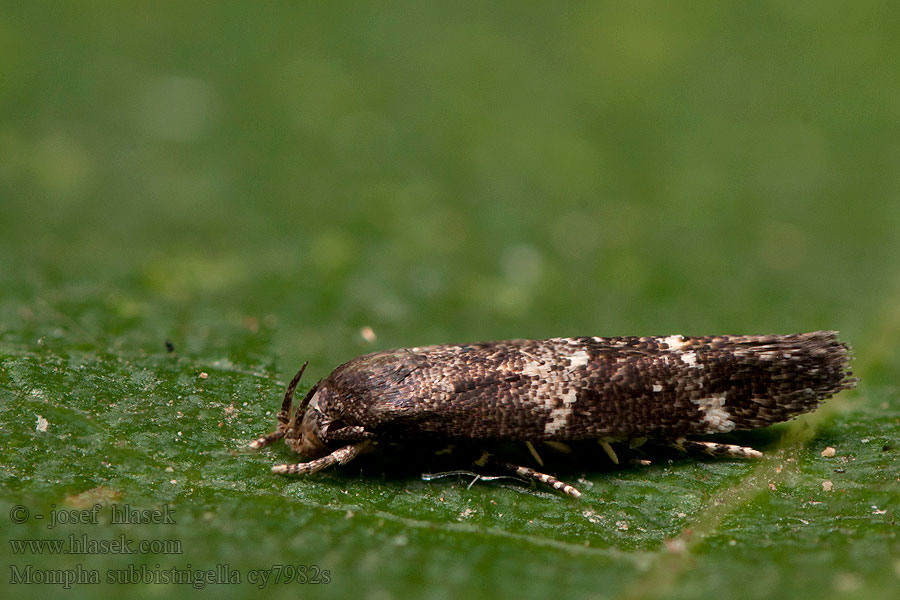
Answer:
2, 3, 900, 599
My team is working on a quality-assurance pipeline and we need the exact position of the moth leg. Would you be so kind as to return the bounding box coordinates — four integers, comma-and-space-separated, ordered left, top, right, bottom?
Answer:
628, 437, 648, 449
544, 441, 572, 454
272, 441, 370, 475
525, 441, 544, 466
250, 430, 285, 450
672, 438, 763, 459
598, 439, 619, 464
324, 425, 375, 443
249, 364, 308, 450
490, 459, 583, 499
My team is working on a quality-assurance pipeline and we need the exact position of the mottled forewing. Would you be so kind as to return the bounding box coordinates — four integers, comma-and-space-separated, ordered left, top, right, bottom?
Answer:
326, 332, 855, 442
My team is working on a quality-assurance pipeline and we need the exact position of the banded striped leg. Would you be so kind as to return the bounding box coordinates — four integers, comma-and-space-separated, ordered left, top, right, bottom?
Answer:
672, 438, 763, 459
249, 364, 307, 449
272, 441, 369, 475
493, 460, 583, 499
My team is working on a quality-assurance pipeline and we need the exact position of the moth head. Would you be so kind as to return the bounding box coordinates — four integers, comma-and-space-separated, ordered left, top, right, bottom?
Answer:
277, 361, 373, 458
283, 382, 331, 458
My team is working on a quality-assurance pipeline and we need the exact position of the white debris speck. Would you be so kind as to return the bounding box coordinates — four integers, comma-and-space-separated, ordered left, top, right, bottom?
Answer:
821, 447, 836, 458
199, 372, 208, 379
652, 384, 663, 393
616, 520, 629, 531
360, 326, 377, 343
582, 509, 603, 524
36, 415, 49, 433
458, 507, 476, 520
822, 480, 834, 492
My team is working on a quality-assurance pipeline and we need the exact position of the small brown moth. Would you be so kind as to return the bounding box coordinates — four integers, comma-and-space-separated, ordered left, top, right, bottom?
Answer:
250, 331, 856, 498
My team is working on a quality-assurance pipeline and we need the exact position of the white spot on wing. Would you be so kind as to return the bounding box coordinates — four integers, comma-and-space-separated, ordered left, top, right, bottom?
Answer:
568, 350, 589, 369
516, 342, 589, 437
544, 388, 577, 435
523, 360, 554, 380
661, 335, 685, 351
691, 394, 735, 432
681, 351, 699, 366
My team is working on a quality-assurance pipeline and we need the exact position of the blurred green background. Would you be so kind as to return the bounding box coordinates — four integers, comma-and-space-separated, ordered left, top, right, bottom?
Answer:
1, 2, 898, 599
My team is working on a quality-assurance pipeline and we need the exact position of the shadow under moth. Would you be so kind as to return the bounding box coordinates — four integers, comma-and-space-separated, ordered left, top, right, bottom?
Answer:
250, 331, 856, 498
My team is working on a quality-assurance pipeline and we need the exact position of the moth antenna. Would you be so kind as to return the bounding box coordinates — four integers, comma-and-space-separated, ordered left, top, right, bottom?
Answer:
293, 381, 319, 423
249, 361, 310, 450
279, 361, 308, 425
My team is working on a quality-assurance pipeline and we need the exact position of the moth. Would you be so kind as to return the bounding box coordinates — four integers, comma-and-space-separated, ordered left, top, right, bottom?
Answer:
250, 331, 856, 498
